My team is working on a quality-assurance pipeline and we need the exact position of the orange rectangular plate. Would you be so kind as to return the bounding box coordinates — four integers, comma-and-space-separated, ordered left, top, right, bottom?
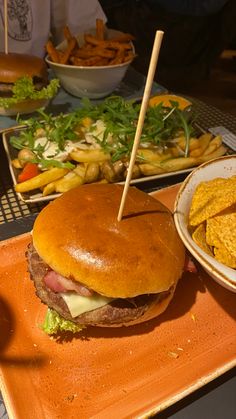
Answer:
0, 185, 236, 419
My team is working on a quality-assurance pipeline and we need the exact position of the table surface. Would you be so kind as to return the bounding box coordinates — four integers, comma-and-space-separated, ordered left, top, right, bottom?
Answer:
0, 68, 235, 419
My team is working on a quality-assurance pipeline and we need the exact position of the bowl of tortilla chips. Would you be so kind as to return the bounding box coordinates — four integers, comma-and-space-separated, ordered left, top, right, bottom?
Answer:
174, 155, 236, 292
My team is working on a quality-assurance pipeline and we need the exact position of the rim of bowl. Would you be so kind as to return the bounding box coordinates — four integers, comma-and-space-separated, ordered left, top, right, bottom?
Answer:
174, 155, 236, 291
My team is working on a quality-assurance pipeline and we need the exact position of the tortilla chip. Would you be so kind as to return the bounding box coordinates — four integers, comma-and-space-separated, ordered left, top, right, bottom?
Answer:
211, 206, 236, 258
192, 223, 213, 255
189, 176, 236, 226
206, 218, 222, 248
214, 243, 236, 269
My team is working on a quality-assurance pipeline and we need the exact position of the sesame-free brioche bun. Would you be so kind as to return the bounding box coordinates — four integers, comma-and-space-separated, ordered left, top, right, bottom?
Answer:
0, 52, 48, 84
32, 184, 185, 299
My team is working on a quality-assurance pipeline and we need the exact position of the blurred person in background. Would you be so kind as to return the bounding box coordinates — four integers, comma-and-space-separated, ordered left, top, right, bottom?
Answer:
99, 0, 236, 90
0, 0, 106, 57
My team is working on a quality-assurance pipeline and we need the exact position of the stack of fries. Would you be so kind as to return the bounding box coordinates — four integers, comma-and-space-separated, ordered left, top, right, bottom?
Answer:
46, 19, 135, 67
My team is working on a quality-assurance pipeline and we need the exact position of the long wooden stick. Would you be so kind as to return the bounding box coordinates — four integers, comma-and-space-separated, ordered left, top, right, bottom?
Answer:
4, 0, 8, 54
117, 30, 164, 221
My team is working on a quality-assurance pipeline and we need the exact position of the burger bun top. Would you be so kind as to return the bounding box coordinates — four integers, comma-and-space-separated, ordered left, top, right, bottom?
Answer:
33, 184, 185, 298
0, 52, 48, 84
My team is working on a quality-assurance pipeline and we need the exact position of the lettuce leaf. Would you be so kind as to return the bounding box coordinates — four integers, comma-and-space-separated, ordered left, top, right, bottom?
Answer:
41, 308, 85, 335
0, 76, 60, 108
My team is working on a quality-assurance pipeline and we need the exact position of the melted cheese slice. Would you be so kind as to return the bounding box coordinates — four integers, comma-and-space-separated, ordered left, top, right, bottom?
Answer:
60, 292, 113, 318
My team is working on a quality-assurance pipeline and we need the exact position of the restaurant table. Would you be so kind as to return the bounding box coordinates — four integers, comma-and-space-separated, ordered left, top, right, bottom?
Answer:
0, 67, 235, 418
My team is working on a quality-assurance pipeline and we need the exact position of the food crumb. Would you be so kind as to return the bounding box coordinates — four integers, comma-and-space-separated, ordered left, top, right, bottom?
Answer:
65, 394, 77, 402
177, 347, 184, 351
168, 351, 179, 359
190, 313, 196, 321
33, 343, 37, 347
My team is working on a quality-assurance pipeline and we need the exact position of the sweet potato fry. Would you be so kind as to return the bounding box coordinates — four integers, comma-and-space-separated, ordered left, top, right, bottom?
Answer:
74, 45, 116, 59
63, 25, 73, 42
84, 34, 133, 51
70, 55, 104, 66
46, 40, 60, 63
109, 33, 135, 43
60, 37, 77, 64
109, 49, 125, 65
96, 18, 105, 40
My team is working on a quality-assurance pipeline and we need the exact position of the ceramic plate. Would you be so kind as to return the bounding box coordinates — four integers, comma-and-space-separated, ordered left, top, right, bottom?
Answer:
0, 186, 236, 419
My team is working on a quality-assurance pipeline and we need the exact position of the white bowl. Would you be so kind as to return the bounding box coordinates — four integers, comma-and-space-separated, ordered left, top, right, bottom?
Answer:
45, 29, 134, 99
174, 155, 236, 292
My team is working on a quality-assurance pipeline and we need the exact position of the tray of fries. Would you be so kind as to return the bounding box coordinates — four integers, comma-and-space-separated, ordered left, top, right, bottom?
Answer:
2, 95, 229, 204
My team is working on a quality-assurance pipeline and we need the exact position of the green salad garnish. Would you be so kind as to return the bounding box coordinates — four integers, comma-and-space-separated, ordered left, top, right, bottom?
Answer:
0, 76, 59, 108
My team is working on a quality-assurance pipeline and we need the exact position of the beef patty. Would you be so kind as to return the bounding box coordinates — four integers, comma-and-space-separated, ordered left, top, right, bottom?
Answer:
27, 243, 169, 326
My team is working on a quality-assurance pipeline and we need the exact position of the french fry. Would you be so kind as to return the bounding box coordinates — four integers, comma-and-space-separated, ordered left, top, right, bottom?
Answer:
11, 158, 22, 169
160, 156, 200, 172
123, 51, 135, 63
177, 136, 200, 152
190, 133, 213, 157
96, 18, 105, 40
139, 163, 165, 176
15, 168, 68, 193
63, 25, 73, 42
70, 55, 104, 66
109, 33, 135, 43
73, 163, 86, 178
74, 46, 116, 59
84, 34, 133, 51
198, 144, 227, 163
202, 135, 222, 156
54, 172, 84, 193
70, 149, 110, 163
109, 48, 125, 65
42, 181, 56, 196
137, 149, 172, 163
139, 156, 200, 176
60, 37, 77, 64
46, 40, 60, 63
84, 163, 100, 183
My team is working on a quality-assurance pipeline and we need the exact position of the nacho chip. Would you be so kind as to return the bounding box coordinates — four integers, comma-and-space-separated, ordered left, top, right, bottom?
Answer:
214, 243, 236, 269
189, 176, 236, 226
192, 223, 213, 255
206, 218, 222, 248
211, 206, 236, 258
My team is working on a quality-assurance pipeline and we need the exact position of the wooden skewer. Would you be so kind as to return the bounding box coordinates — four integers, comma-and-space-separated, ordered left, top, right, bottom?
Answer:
4, 0, 8, 54
117, 30, 164, 221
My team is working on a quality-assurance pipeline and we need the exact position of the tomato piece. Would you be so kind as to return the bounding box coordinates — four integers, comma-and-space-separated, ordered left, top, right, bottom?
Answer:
17, 162, 40, 183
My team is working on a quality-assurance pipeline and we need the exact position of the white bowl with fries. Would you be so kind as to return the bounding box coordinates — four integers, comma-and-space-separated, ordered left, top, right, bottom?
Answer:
45, 27, 135, 99
174, 155, 236, 292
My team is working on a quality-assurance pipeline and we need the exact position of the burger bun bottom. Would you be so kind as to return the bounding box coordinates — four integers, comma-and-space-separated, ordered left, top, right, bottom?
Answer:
94, 284, 177, 328
0, 98, 49, 116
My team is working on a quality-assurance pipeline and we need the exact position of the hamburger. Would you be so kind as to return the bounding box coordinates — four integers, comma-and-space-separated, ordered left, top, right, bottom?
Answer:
0, 52, 59, 114
27, 184, 185, 334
